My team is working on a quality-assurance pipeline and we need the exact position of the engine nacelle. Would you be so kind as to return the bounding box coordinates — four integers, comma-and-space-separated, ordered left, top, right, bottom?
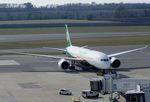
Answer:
110, 57, 121, 68
58, 59, 70, 70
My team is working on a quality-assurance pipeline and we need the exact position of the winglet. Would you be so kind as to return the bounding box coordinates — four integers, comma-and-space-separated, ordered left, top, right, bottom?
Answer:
65, 24, 72, 47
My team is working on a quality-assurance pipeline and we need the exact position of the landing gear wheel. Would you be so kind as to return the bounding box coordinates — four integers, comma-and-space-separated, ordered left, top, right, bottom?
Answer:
69, 66, 75, 70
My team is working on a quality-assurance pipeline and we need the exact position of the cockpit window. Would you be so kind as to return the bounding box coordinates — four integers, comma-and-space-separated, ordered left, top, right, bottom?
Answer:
101, 59, 109, 61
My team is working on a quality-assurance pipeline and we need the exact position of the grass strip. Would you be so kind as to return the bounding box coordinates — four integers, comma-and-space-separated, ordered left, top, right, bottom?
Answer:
0, 26, 150, 35
0, 19, 104, 25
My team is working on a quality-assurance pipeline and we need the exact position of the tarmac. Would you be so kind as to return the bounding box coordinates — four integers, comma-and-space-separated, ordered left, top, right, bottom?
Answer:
0, 45, 149, 102
0, 72, 117, 102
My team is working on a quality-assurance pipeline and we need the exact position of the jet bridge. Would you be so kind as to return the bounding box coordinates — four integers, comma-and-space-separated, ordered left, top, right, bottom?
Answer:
90, 75, 150, 102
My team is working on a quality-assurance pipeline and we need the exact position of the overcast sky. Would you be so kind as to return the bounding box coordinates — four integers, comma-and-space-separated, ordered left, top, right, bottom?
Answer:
0, 0, 150, 6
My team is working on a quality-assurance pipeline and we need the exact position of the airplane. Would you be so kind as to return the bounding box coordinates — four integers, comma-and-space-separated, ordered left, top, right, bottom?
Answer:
13, 24, 148, 73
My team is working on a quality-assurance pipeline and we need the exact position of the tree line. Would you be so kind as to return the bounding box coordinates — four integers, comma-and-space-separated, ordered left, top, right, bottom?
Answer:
0, 2, 150, 22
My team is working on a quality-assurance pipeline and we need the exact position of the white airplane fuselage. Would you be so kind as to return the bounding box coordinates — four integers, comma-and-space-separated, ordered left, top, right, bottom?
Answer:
66, 46, 111, 69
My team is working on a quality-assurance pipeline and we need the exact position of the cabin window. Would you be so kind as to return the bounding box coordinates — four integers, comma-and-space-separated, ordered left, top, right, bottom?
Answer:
101, 59, 109, 61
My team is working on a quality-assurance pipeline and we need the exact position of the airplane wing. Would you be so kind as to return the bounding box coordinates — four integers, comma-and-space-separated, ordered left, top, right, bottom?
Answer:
12, 51, 83, 61
108, 45, 148, 57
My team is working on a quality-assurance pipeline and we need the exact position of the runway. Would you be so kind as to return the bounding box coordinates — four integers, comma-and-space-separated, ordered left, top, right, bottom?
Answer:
0, 32, 149, 42
0, 45, 149, 72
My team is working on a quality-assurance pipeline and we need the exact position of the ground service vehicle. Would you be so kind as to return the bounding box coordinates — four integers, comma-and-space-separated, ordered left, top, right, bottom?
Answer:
82, 90, 99, 98
59, 88, 72, 95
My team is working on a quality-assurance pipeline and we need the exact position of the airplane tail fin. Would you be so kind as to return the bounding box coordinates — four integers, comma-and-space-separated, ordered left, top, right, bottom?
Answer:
65, 24, 72, 47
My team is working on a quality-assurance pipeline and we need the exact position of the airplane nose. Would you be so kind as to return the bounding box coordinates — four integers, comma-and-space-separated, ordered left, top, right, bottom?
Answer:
98, 52, 111, 69
100, 59, 111, 69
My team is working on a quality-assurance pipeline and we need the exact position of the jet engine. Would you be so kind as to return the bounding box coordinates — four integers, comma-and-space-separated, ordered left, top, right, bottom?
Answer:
110, 57, 121, 68
58, 59, 70, 70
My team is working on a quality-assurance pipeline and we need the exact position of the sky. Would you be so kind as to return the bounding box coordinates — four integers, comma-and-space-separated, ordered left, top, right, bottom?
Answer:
0, 0, 150, 6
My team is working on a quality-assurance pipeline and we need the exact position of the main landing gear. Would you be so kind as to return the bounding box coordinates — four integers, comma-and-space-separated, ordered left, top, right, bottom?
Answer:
69, 66, 76, 70
69, 61, 76, 70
